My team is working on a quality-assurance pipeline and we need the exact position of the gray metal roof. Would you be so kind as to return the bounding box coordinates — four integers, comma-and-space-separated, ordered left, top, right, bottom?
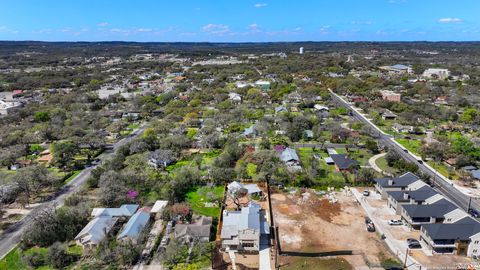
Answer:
117, 211, 150, 240
375, 172, 420, 188
422, 217, 480, 241
280, 148, 299, 162
403, 199, 457, 218
329, 154, 358, 170
221, 202, 268, 239
387, 185, 438, 202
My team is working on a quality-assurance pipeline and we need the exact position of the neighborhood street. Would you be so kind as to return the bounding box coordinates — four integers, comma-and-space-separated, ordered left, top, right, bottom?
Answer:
0, 124, 147, 260
329, 90, 480, 214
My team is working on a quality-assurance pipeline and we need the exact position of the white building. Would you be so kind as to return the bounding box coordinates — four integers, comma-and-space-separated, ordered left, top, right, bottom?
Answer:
299, 47, 304, 54
0, 100, 22, 115
423, 68, 450, 80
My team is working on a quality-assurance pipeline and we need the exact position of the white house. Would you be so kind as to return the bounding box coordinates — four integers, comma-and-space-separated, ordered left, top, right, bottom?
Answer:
75, 217, 118, 248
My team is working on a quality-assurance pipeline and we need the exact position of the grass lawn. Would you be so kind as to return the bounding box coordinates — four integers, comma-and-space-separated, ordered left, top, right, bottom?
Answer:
376, 156, 399, 175
396, 138, 422, 155
297, 147, 350, 188
0, 247, 27, 270
427, 161, 459, 180
281, 257, 352, 270
166, 160, 195, 172
186, 186, 224, 217
64, 170, 81, 183
127, 123, 140, 130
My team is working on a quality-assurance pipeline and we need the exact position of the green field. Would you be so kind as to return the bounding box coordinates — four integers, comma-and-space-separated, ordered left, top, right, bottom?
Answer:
186, 186, 224, 217
375, 156, 399, 175
427, 161, 459, 180
396, 138, 422, 155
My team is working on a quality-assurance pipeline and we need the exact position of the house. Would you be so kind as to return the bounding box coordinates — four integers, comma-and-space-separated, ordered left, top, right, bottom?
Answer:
423, 68, 450, 80
151, 200, 169, 216
174, 216, 212, 243
37, 149, 53, 165
0, 100, 22, 115
380, 64, 413, 74
386, 185, 442, 214
75, 217, 118, 248
392, 123, 414, 133
313, 104, 329, 112
221, 203, 269, 252
401, 199, 466, 229
280, 148, 300, 167
255, 80, 271, 91
303, 130, 314, 140
91, 204, 139, 218
380, 90, 401, 102
229, 93, 242, 104
434, 96, 449, 106
329, 154, 358, 172
471, 170, 480, 180
420, 216, 480, 256
148, 155, 175, 169
275, 105, 288, 114
243, 125, 256, 137
374, 172, 424, 199
227, 181, 262, 197
381, 109, 397, 120
236, 81, 252, 88
117, 211, 151, 243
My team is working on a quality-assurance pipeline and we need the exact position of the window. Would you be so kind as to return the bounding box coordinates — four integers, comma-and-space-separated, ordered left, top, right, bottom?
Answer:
447, 218, 451, 222
475, 241, 479, 244
474, 249, 478, 253
242, 242, 254, 248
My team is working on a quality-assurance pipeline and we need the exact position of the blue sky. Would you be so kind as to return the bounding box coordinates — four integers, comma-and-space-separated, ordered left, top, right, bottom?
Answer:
0, 0, 479, 42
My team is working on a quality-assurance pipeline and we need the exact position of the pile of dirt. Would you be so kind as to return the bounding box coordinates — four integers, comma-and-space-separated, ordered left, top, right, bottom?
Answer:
310, 197, 342, 222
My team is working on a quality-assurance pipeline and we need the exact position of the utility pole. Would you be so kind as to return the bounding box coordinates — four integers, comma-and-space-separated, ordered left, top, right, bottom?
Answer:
403, 248, 409, 268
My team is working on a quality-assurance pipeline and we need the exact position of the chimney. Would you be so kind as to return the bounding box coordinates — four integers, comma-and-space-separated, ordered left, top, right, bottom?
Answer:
388, 179, 394, 186
403, 193, 409, 200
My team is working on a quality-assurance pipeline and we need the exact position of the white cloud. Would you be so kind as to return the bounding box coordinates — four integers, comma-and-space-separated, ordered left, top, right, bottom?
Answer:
202, 24, 230, 35
136, 28, 152, 32
254, 3, 267, 8
0, 26, 19, 34
97, 22, 109, 27
438, 18, 463, 24
248, 24, 260, 31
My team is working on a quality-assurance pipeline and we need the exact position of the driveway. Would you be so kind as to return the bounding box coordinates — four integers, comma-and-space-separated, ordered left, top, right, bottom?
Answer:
351, 188, 423, 270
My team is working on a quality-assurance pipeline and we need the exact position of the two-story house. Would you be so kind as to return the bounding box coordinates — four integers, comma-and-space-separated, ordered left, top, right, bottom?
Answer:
221, 203, 269, 253
374, 172, 425, 199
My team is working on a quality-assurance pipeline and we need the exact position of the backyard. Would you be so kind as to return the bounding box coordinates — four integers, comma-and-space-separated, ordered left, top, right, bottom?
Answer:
186, 185, 224, 217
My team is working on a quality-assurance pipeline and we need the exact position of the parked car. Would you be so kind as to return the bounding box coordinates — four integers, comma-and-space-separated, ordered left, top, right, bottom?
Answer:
407, 238, 421, 249
469, 209, 480, 218
363, 190, 370, 196
388, 220, 403, 226
365, 217, 375, 232
160, 236, 170, 247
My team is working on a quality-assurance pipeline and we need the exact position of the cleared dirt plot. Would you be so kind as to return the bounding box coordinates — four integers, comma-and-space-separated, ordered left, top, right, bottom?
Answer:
272, 189, 399, 269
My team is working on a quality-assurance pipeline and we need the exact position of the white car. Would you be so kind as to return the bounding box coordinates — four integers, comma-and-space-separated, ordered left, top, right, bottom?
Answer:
388, 219, 403, 226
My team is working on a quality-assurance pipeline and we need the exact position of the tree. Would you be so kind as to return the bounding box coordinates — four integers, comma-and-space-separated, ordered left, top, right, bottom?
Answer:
13, 165, 59, 206
48, 242, 73, 269
52, 140, 78, 171
355, 168, 376, 184
160, 239, 189, 268
98, 170, 129, 207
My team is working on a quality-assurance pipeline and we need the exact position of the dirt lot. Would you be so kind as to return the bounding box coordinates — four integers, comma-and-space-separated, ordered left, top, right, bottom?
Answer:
272, 188, 398, 269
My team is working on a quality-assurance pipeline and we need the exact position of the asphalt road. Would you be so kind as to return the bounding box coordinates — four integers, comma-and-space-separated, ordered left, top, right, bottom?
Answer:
329, 90, 480, 214
0, 124, 147, 260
